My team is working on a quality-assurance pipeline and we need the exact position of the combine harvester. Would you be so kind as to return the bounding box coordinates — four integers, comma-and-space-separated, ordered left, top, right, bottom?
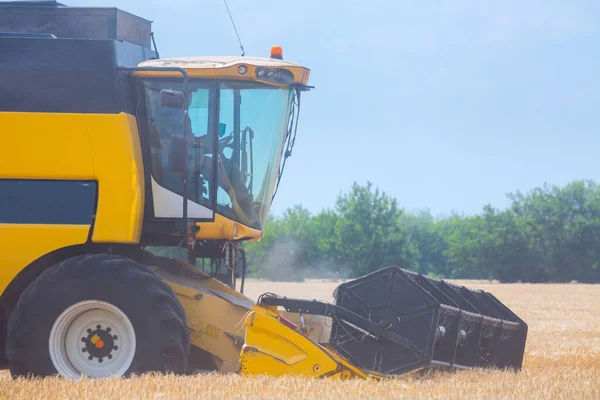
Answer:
0, 1, 527, 379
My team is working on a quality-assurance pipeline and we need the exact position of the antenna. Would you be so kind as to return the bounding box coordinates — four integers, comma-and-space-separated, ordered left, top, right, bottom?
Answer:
222, 0, 245, 56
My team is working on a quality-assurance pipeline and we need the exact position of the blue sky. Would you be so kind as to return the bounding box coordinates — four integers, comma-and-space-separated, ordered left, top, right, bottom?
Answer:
68, 0, 600, 217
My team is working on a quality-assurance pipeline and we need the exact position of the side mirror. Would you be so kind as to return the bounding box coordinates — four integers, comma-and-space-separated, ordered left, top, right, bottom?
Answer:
167, 134, 188, 172
160, 89, 185, 108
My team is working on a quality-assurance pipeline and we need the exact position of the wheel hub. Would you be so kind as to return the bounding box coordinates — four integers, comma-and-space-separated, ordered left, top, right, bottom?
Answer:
81, 325, 119, 362
49, 300, 136, 379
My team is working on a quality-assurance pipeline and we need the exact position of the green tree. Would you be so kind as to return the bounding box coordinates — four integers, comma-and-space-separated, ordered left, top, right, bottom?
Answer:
400, 210, 449, 276
244, 180, 600, 283
331, 182, 418, 276
509, 180, 600, 282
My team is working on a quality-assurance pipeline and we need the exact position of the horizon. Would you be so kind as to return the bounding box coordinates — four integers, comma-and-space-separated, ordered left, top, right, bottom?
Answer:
268, 178, 600, 220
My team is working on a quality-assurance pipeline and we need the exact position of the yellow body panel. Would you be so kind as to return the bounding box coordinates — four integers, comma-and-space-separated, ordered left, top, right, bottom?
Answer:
0, 112, 145, 244
0, 111, 144, 296
86, 113, 145, 243
0, 224, 90, 294
0, 112, 95, 179
155, 263, 255, 372
240, 306, 370, 379
156, 262, 371, 379
195, 214, 262, 241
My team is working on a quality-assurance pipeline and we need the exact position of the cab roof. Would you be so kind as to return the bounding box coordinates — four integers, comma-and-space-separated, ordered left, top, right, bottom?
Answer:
139, 56, 307, 70
136, 56, 311, 86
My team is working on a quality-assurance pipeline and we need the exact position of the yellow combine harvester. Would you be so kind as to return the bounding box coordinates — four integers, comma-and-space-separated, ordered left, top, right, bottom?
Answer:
0, 2, 527, 380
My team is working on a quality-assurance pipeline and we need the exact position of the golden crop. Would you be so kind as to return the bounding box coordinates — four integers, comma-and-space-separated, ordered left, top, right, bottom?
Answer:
1, 279, 598, 399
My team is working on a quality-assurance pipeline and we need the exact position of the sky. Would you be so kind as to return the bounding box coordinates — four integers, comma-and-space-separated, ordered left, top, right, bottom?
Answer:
65, 0, 600, 217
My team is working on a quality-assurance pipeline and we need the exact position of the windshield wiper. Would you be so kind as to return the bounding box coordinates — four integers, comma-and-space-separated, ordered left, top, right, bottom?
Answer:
271, 87, 302, 203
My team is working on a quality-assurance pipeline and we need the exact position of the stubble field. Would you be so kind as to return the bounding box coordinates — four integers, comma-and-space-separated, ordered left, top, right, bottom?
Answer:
1, 279, 598, 399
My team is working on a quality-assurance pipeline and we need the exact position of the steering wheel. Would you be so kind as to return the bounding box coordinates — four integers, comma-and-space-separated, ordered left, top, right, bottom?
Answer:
219, 133, 234, 147
218, 133, 235, 162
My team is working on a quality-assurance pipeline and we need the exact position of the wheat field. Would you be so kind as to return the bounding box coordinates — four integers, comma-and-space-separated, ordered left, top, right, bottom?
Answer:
1, 279, 598, 399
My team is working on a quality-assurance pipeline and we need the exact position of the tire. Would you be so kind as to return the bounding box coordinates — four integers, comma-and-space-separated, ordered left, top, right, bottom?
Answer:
5, 253, 190, 378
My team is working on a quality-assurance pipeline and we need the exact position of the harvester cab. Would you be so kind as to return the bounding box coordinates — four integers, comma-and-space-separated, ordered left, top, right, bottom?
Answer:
127, 53, 310, 287
0, 1, 527, 381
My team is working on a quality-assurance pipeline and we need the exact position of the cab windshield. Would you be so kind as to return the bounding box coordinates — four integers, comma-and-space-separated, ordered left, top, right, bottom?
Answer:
141, 79, 293, 230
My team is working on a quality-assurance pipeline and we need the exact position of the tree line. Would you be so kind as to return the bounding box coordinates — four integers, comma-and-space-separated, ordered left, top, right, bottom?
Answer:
244, 180, 600, 283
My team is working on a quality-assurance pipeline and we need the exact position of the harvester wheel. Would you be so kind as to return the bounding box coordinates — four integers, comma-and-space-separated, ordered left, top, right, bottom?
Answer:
5, 253, 190, 379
